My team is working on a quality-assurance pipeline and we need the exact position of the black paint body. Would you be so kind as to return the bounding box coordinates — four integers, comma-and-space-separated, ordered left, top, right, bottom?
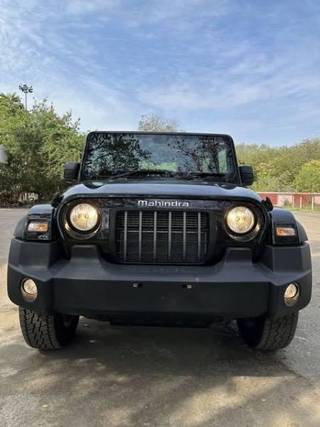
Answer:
7, 132, 312, 323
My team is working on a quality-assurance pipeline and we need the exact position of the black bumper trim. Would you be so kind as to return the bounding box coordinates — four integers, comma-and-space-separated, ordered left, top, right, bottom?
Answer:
7, 239, 312, 320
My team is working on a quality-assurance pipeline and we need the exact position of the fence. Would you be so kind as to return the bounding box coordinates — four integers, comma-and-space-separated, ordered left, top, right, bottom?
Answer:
259, 192, 320, 210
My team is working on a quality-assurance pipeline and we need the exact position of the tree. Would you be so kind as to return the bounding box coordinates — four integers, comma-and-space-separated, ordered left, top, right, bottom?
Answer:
0, 93, 84, 205
236, 139, 320, 192
138, 114, 179, 132
1, 92, 320, 205
295, 160, 320, 192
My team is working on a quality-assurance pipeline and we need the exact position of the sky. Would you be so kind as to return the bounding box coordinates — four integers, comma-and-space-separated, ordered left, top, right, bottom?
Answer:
0, 0, 320, 145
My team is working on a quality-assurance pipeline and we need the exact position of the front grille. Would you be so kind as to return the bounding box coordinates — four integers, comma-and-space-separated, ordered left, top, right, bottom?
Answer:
115, 210, 209, 264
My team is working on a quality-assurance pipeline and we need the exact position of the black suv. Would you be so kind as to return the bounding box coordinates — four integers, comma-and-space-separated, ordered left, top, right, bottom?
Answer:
7, 132, 312, 351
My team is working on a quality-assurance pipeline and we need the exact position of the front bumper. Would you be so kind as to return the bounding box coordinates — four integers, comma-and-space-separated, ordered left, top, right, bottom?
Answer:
7, 239, 312, 320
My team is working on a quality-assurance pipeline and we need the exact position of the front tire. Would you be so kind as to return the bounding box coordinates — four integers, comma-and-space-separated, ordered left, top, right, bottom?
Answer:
237, 312, 299, 351
19, 307, 79, 351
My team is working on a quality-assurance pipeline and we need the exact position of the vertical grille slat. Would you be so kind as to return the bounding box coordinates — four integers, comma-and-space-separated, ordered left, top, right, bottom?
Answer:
116, 209, 209, 265
153, 211, 157, 261
138, 211, 142, 262
182, 212, 187, 261
123, 211, 128, 262
168, 211, 172, 260
198, 212, 201, 260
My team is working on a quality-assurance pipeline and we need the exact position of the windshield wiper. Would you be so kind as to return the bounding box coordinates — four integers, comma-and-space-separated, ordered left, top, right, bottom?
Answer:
180, 172, 226, 180
93, 170, 226, 181
103, 170, 177, 180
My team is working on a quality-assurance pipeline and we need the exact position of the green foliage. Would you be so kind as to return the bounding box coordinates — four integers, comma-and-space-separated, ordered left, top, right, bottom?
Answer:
0, 93, 319, 206
0, 93, 84, 205
294, 160, 320, 192
236, 139, 320, 192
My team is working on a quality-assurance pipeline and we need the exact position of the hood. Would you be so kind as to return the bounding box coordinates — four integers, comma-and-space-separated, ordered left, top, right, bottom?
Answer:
60, 179, 261, 203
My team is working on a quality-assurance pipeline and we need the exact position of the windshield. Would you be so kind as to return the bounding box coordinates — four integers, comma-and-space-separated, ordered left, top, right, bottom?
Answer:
81, 132, 238, 182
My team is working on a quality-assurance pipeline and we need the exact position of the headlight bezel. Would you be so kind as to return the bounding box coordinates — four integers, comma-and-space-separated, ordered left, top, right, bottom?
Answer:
64, 201, 101, 239
224, 204, 261, 241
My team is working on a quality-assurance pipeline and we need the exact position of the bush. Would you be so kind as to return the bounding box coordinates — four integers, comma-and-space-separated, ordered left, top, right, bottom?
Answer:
0, 94, 84, 206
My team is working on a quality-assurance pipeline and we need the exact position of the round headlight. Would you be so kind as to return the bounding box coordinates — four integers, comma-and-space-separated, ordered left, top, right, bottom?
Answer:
226, 206, 255, 234
69, 203, 99, 232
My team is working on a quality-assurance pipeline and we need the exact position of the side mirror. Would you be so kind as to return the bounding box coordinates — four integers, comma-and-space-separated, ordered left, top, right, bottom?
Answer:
239, 165, 254, 186
0, 145, 8, 165
64, 162, 80, 182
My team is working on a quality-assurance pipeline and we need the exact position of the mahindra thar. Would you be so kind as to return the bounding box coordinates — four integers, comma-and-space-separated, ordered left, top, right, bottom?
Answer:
7, 132, 312, 351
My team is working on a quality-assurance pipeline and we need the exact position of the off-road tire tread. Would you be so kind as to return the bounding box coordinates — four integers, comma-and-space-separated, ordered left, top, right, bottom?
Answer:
19, 308, 71, 350
255, 313, 298, 351
238, 312, 299, 351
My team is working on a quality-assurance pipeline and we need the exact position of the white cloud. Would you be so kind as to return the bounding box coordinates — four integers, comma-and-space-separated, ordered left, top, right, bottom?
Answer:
65, 0, 120, 15
0, 0, 319, 145
0, 0, 136, 129
138, 83, 270, 110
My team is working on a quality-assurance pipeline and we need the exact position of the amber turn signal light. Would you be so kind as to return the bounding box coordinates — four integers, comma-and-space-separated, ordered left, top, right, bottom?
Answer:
27, 221, 49, 233
275, 226, 296, 237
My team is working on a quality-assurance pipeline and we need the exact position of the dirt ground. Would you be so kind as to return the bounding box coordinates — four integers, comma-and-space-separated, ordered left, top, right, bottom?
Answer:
0, 209, 319, 427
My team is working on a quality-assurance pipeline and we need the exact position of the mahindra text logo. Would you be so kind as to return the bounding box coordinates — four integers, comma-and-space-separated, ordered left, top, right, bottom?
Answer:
138, 200, 190, 208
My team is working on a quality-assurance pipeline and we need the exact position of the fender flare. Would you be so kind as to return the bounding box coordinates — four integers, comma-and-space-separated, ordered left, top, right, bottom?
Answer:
14, 204, 54, 240
270, 208, 308, 243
